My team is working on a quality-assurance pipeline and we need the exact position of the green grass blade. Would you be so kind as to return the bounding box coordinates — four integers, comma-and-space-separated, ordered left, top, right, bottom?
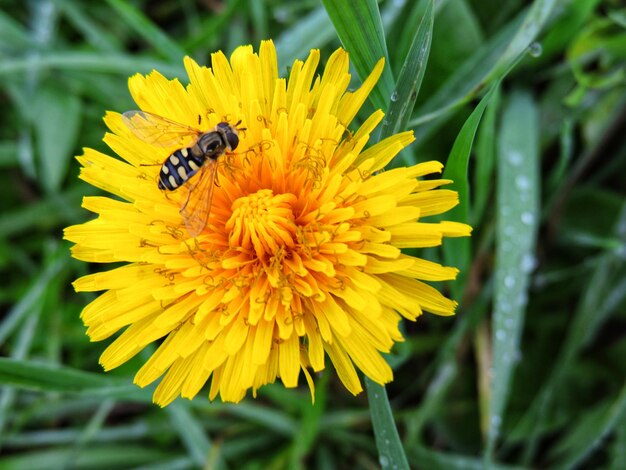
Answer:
404, 362, 457, 444
0, 141, 18, 168
275, 7, 335, 66
321, 0, 394, 111
609, 407, 626, 469
221, 403, 297, 436
0, 52, 185, 77
105, 0, 186, 60
0, 311, 40, 446
442, 82, 500, 299
290, 372, 328, 468
409, 0, 560, 135
34, 85, 81, 193
380, 0, 433, 142
405, 283, 493, 445
486, 89, 540, 460
409, 15, 518, 130
486, 0, 560, 84
0, 445, 173, 469
61, 399, 116, 468
182, 0, 245, 53
517, 203, 626, 463
550, 382, 626, 468
0, 186, 92, 239
0, 358, 151, 401
0, 9, 31, 49
473, 85, 501, 226
52, 0, 121, 52
409, 445, 520, 470
167, 403, 222, 470
365, 378, 410, 470
0, 254, 66, 345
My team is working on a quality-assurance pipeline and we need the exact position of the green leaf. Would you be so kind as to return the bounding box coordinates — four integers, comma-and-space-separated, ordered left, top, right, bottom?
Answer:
0, 445, 173, 469
550, 383, 626, 468
62, 400, 116, 468
365, 378, 410, 470
0, 52, 185, 77
0, 307, 40, 441
486, 0, 561, 83
0, 9, 31, 50
275, 7, 335, 66
486, 89, 540, 459
442, 82, 500, 299
473, 85, 501, 226
0, 141, 18, 168
183, 0, 246, 53
0, 358, 151, 401
609, 406, 626, 469
167, 403, 222, 470
380, 0, 433, 142
517, 203, 626, 463
33, 84, 81, 193
409, 445, 520, 470
53, 0, 121, 52
290, 372, 329, 468
0, 185, 92, 239
221, 403, 297, 436
410, 0, 560, 136
321, 0, 394, 111
0, 252, 67, 346
105, 0, 186, 60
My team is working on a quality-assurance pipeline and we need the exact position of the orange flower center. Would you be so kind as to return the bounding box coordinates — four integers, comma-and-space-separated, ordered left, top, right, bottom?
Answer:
226, 189, 298, 261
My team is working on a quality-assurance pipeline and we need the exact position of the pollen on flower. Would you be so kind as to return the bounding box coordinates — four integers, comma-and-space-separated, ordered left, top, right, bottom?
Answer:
65, 40, 471, 406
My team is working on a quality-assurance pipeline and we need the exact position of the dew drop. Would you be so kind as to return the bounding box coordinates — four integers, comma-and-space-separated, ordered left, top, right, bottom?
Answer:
491, 415, 502, 429
515, 175, 530, 190
496, 329, 506, 341
517, 292, 528, 307
508, 151, 523, 166
521, 211, 534, 225
274, 8, 288, 22
390, 91, 399, 102
614, 244, 626, 259
521, 253, 536, 273
504, 275, 515, 289
528, 42, 543, 58
379, 455, 390, 468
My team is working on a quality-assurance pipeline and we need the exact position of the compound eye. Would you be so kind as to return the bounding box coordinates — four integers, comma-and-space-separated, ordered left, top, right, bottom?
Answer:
226, 131, 239, 150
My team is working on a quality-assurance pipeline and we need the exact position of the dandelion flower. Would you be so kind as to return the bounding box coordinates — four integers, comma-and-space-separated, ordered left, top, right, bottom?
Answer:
65, 40, 471, 406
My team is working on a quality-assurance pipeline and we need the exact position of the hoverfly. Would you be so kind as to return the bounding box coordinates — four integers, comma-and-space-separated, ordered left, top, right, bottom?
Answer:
122, 110, 242, 237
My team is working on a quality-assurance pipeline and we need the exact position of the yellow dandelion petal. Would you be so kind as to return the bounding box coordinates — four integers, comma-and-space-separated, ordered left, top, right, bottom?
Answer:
65, 41, 471, 405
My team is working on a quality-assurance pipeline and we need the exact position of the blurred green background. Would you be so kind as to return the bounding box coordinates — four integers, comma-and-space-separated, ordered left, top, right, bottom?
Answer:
1, 0, 625, 468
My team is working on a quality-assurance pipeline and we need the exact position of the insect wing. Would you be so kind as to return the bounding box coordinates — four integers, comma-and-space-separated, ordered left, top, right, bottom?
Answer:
179, 159, 219, 237
122, 110, 201, 148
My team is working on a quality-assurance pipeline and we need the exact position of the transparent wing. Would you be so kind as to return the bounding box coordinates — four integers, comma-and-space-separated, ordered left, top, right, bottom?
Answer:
179, 160, 219, 237
122, 110, 201, 148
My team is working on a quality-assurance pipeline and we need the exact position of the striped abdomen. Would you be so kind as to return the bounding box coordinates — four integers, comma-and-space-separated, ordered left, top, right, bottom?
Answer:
158, 147, 205, 190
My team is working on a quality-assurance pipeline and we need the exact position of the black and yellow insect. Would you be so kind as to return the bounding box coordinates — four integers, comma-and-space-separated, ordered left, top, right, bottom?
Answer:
122, 110, 241, 237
